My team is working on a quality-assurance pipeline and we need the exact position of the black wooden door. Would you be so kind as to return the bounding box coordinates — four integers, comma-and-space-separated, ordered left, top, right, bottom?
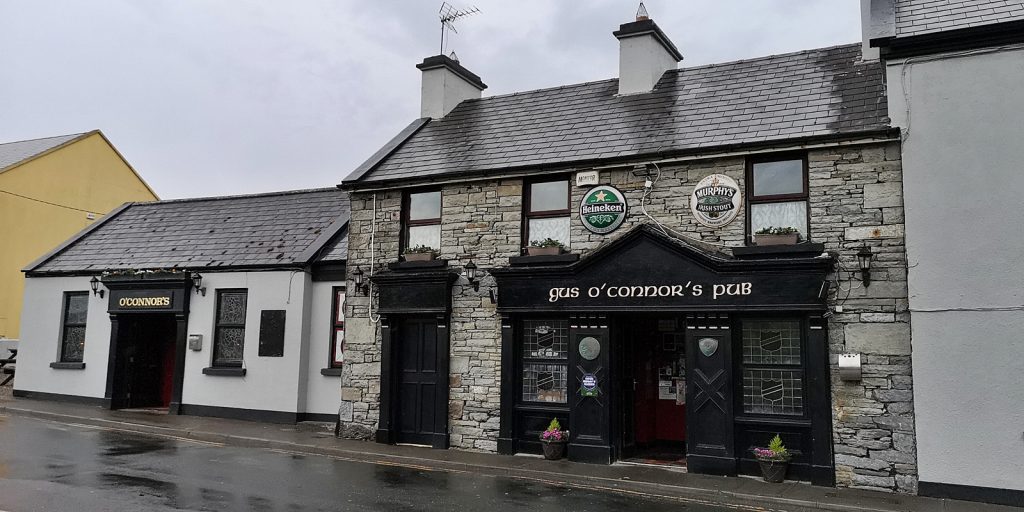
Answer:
685, 323, 735, 475
395, 317, 439, 445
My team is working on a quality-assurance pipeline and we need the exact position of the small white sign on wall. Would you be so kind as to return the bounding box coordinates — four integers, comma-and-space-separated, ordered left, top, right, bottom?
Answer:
576, 171, 599, 187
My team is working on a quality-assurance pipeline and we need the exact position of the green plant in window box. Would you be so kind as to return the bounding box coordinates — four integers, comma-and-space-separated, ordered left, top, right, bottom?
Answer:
752, 434, 793, 483
403, 245, 437, 262
527, 238, 566, 256
753, 226, 801, 246
539, 418, 570, 460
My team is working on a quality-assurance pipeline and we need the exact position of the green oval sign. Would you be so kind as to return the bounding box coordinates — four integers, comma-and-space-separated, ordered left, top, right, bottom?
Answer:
579, 185, 627, 234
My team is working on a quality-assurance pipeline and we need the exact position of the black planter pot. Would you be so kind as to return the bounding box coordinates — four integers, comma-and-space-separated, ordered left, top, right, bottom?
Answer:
757, 459, 789, 483
541, 440, 566, 460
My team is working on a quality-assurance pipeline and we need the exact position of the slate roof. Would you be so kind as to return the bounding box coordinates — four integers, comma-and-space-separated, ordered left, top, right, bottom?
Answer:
895, 0, 1024, 37
27, 188, 349, 274
314, 227, 349, 263
0, 132, 88, 173
346, 43, 889, 186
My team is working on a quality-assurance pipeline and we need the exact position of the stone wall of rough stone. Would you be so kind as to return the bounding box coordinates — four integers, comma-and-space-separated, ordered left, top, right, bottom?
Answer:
340, 141, 915, 492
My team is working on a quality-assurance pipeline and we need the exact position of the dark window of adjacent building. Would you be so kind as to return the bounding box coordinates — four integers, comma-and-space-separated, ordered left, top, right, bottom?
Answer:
402, 190, 442, 253
740, 319, 805, 416
213, 289, 248, 367
59, 292, 89, 363
746, 155, 809, 243
520, 318, 569, 404
523, 178, 570, 250
330, 287, 345, 368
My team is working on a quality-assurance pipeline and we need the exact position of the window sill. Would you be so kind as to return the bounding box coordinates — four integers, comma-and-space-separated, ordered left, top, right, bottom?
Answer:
509, 253, 579, 266
389, 259, 448, 270
50, 362, 85, 370
732, 242, 825, 259
202, 367, 246, 377
320, 367, 343, 376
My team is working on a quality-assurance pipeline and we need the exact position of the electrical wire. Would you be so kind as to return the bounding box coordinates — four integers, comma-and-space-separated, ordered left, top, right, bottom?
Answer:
368, 192, 381, 324
0, 188, 101, 215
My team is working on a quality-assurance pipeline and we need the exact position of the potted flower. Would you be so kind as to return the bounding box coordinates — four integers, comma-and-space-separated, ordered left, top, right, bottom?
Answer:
752, 434, 792, 483
754, 226, 800, 246
527, 238, 566, 256
403, 245, 437, 262
539, 418, 569, 460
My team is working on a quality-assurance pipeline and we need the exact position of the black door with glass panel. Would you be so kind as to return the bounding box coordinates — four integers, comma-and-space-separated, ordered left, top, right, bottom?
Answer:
395, 317, 440, 445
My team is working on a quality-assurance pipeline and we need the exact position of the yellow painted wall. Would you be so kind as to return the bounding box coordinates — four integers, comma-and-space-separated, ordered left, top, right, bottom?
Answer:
0, 132, 157, 339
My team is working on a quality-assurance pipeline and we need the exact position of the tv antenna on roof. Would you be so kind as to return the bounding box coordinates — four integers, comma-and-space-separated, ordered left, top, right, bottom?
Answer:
438, 2, 480, 55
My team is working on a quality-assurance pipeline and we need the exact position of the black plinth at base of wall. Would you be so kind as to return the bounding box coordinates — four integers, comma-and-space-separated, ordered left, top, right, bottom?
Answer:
12, 389, 105, 406
375, 428, 392, 444
687, 454, 737, 476
919, 481, 1024, 508
567, 443, 612, 464
497, 437, 516, 455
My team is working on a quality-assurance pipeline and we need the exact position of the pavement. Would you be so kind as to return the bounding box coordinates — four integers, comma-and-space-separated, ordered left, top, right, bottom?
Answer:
0, 393, 1016, 512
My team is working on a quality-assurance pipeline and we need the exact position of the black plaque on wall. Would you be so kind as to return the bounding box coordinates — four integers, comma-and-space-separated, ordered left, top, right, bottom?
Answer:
258, 310, 286, 357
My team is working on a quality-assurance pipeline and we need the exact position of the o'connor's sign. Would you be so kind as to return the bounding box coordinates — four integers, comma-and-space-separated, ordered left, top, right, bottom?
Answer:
690, 174, 741, 228
108, 289, 181, 313
580, 185, 627, 234
118, 296, 171, 308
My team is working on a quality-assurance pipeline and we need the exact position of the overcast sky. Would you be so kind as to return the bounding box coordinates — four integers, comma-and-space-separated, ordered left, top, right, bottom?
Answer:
1, 1, 862, 200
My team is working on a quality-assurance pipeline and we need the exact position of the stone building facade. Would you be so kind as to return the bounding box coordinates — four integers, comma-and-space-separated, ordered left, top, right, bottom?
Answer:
340, 141, 917, 492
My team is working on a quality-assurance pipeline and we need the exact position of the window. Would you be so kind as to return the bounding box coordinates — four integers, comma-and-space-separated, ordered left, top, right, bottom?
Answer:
59, 292, 89, 363
330, 287, 345, 368
402, 190, 441, 252
523, 179, 570, 250
520, 319, 569, 403
746, 155, 809, 243
740, 319, 805, 416
213, 290, 248, 367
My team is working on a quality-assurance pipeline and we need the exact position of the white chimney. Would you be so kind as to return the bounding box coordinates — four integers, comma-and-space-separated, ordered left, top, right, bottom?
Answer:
613, 9, 682, 95
416, 54, 487, 120
861, 0, 880, 61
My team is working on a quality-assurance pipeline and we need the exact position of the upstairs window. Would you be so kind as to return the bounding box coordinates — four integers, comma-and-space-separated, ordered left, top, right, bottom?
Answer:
403, 190, 441, 253
523, 178, 570, 250
59, 292, 89, 363
213, 289, 248, 367
746, 155, 809, 243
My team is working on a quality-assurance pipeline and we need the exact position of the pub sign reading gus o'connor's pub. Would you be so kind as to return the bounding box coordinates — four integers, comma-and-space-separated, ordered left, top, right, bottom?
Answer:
580, 185, 627, 234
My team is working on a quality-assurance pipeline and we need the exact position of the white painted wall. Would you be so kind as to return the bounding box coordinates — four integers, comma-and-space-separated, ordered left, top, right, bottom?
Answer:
304, 281, 344, 416
14, 276, 111, 398
15, 270, 346, 419
182, 270, 310, 414
887, 46, 1024, 491
420, 66, 483, 120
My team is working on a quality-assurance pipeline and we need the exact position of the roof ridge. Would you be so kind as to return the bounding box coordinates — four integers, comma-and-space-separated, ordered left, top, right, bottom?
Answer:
0, 131, 91, 147
137, 187, 343, 206
456, 42, 862, 106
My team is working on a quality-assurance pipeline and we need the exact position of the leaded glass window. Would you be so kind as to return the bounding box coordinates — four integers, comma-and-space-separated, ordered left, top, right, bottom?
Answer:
520, 319, 568, 404
214, 290, 247, 367
59, 292, 89, 363
740, 318, 805, 416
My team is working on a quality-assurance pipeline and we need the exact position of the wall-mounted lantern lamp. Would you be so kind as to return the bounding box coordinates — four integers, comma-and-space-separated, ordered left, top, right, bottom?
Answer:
856, 245, 873, 287
89, 276, 105, 298
352, 266, 369, 296
191, 272, 206, 296
465, 260, 480, 291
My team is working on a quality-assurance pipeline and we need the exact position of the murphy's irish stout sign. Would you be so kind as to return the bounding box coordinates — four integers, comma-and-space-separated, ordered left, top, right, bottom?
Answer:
690, 174, 741, 228
580, 185, 627, 234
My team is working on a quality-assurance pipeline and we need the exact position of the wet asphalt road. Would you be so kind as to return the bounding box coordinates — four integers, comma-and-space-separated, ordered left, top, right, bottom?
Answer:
0, 415, 758, 512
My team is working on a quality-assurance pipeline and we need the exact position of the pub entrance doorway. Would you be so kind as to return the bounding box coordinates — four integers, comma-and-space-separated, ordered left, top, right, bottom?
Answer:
110, 314, 177, 410
617, 314, 688, 467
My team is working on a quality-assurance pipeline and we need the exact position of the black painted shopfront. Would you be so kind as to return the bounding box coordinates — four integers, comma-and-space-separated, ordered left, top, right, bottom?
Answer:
491, 226, 836, 485
101, 274, 191, 414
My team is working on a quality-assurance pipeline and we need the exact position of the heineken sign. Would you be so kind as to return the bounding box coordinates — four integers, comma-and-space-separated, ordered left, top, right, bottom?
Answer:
690, 174, 742, 228
579, 185, 627, 234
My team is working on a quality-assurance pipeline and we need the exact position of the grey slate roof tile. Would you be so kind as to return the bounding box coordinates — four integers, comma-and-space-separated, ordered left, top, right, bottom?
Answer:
0, 132, 87, 172
31, 188, 349, 274
348, 44, 888, 185
895, 0, 1024, 37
